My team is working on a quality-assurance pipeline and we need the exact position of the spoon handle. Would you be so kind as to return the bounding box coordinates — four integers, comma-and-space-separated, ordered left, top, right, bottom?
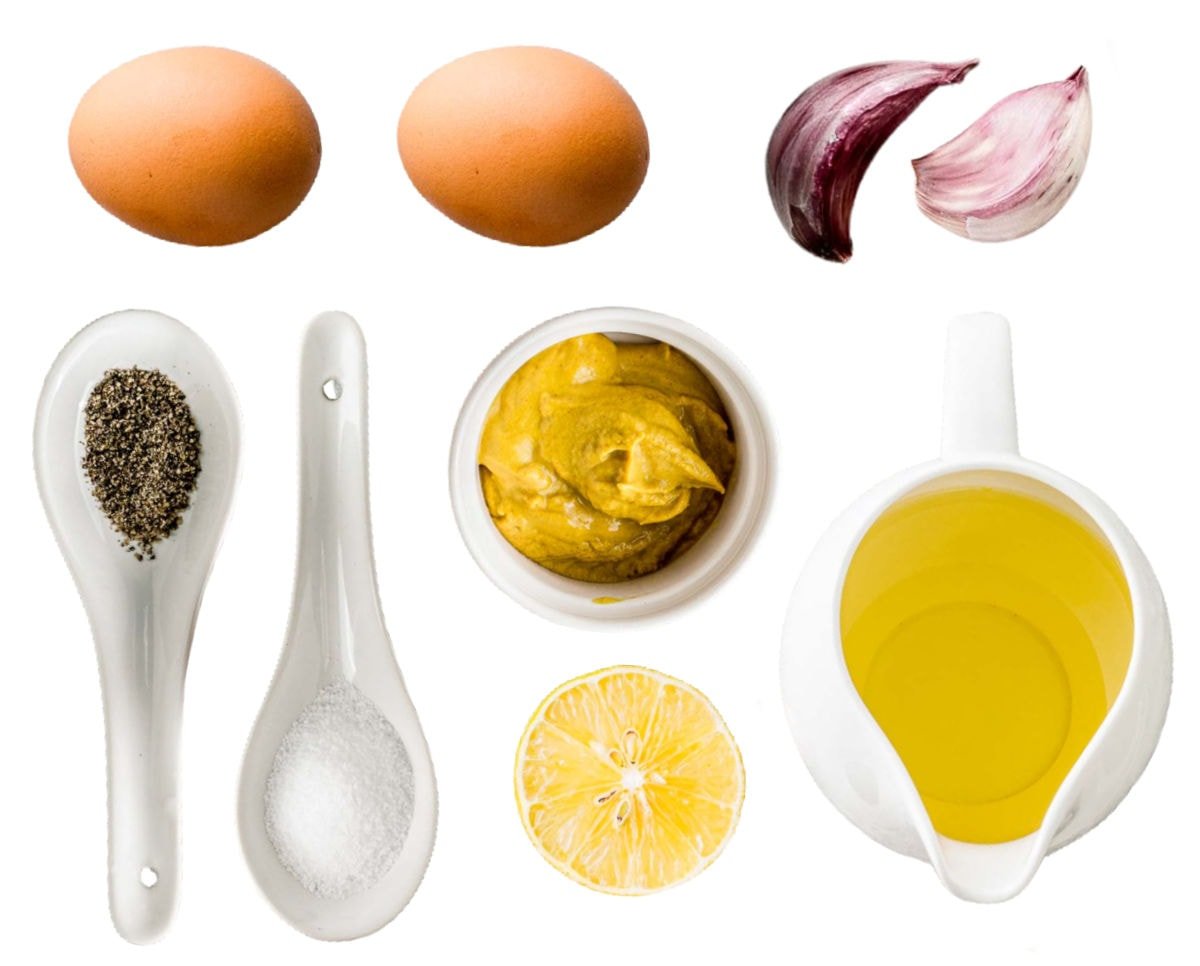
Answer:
293, 311, 381, 681
96, 603, 186, 944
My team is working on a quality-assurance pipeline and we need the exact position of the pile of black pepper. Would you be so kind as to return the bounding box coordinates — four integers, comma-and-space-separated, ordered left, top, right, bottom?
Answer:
82, 367, 202, 561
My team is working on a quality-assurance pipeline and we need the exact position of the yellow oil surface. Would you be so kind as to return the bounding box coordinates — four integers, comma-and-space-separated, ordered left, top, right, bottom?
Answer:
841, 482, 1133, 844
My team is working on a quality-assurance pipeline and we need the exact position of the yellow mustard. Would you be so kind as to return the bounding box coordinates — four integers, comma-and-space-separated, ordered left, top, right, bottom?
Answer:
478, 334, 735, 582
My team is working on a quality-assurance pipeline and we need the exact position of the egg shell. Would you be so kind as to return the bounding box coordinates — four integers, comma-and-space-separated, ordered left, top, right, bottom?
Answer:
398, 47, 649, 247
69, 47, 321, 246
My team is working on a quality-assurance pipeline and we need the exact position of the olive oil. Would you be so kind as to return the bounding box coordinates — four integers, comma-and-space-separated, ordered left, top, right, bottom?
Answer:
841, 481, 1133, 844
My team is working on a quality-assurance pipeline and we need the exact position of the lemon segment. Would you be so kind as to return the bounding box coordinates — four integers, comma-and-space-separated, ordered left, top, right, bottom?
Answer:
515, 666, 744, 894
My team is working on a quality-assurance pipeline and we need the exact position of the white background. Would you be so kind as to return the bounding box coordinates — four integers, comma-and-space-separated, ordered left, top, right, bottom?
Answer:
2, 1, 1195, 962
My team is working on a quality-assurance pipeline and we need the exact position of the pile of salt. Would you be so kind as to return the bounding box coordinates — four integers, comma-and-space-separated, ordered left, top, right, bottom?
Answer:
264, 681, 415, 900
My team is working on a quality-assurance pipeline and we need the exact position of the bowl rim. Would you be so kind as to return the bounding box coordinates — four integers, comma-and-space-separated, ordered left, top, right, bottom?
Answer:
447, 306, 776, 629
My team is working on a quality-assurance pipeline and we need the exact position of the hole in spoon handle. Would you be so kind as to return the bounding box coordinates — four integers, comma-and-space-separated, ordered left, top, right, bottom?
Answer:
98, 620, 182, 945
941, 313, 1019, 458
297, 312, 380, 679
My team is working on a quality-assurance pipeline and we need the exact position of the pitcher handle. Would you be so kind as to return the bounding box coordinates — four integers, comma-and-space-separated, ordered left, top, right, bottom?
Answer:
941, 312, 1019, 458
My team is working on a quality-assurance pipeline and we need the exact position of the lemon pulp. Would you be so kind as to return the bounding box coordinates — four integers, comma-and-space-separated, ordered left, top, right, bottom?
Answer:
515, 666, 743, 893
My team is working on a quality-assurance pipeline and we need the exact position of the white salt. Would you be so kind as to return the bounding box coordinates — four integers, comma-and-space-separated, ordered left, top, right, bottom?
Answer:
264, 681, 414, 900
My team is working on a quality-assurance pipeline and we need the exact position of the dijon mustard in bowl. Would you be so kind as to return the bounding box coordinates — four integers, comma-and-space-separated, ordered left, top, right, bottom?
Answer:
449, 307, 774, 627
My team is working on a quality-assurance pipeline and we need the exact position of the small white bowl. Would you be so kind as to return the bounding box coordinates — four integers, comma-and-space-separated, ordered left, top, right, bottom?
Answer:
449, 306, 775, 627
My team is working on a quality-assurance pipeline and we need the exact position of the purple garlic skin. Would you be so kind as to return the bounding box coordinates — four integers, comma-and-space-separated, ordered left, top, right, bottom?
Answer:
913, 67, 1092, 242
766, 59, 978, 262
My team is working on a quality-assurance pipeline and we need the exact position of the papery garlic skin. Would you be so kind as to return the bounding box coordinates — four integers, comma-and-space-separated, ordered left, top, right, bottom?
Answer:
913, 67, 1092, 242
766, 59, 978, 262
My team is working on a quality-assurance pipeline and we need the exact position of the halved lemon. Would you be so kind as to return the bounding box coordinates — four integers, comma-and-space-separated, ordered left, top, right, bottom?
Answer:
515, 665, 744, 894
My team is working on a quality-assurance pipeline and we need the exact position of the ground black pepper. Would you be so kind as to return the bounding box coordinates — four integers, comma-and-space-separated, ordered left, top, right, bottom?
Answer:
82, 367, 202, 561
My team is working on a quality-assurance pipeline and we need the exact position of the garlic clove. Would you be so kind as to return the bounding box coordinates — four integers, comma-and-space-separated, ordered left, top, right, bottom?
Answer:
766, 59, 978, 262
913, 67, 1092, 242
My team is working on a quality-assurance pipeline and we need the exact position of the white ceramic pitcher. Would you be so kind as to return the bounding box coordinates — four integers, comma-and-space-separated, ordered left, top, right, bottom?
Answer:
780, 313, 1171, 902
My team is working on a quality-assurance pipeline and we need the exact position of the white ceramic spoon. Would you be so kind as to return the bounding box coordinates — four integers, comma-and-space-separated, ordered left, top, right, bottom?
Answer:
34, 309, 240, 944
238, 311, 436, 940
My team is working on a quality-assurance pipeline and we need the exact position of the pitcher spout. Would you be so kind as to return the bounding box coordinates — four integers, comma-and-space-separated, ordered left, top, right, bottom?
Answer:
929, 833, 1047, 903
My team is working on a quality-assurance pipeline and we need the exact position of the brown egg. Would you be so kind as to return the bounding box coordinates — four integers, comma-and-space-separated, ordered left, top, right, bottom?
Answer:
398, 47, 649, 246
69, 47, 321, 246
